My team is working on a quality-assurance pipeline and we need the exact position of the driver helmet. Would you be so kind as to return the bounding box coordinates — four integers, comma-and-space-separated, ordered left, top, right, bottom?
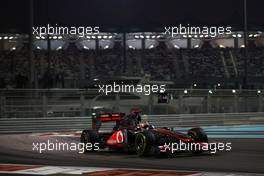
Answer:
129, 108, 142, 123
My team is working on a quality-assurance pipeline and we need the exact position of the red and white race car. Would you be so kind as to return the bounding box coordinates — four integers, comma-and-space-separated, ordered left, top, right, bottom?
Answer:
81, 111, 209, 156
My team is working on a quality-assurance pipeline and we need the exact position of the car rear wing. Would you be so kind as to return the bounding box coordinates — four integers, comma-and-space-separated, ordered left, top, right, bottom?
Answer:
97, 113, 126, 122
92, 113, 125, 132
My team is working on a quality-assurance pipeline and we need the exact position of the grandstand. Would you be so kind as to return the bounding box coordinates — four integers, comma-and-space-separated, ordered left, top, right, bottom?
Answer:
0, 0, 264, 117
0, 32, 264, 117
0, 32, 264, 89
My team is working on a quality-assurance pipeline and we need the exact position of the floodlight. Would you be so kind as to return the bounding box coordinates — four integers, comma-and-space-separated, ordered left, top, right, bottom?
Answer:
149, 45, 154, 49
174, 44, 180, 49
56, 46, 62, 50
104, 45, 109, 49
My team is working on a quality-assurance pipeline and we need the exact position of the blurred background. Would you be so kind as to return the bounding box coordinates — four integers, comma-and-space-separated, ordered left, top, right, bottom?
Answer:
0, 0, 264, 117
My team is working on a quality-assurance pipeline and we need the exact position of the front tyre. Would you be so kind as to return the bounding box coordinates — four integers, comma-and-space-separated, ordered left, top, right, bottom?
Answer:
80, 130, 99, 152
135, 131, 156, 156
188, 128, 208, 154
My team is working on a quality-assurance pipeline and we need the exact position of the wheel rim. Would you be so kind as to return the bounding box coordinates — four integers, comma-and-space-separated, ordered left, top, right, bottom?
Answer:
135, 134, 146, 154
81, 132, 89, 144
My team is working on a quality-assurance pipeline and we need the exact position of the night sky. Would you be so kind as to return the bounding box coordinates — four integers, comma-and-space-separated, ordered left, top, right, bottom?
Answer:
0, 0, 263, 33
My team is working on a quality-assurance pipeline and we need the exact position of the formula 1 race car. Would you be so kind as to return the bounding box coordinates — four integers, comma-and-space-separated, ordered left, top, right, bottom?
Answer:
81, 111, 208, 156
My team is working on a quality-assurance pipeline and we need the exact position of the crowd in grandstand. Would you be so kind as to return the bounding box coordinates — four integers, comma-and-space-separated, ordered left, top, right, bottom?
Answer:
0, 43, 264, 89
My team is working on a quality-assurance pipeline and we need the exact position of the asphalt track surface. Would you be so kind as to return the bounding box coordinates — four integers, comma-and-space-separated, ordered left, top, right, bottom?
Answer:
0, 133, 263, 174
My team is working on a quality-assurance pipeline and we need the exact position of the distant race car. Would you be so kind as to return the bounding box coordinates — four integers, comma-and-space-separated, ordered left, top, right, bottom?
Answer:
81, 110, 208, 156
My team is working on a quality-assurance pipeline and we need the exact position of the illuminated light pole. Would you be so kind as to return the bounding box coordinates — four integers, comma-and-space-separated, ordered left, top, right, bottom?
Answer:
243, 0, 248, 88
29, 0, 35, 88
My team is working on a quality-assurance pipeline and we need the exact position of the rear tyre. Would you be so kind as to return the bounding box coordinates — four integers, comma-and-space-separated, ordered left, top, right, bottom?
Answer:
80, 130, 99, 152
188, 128, 208, 154
135, 131, 156, 156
